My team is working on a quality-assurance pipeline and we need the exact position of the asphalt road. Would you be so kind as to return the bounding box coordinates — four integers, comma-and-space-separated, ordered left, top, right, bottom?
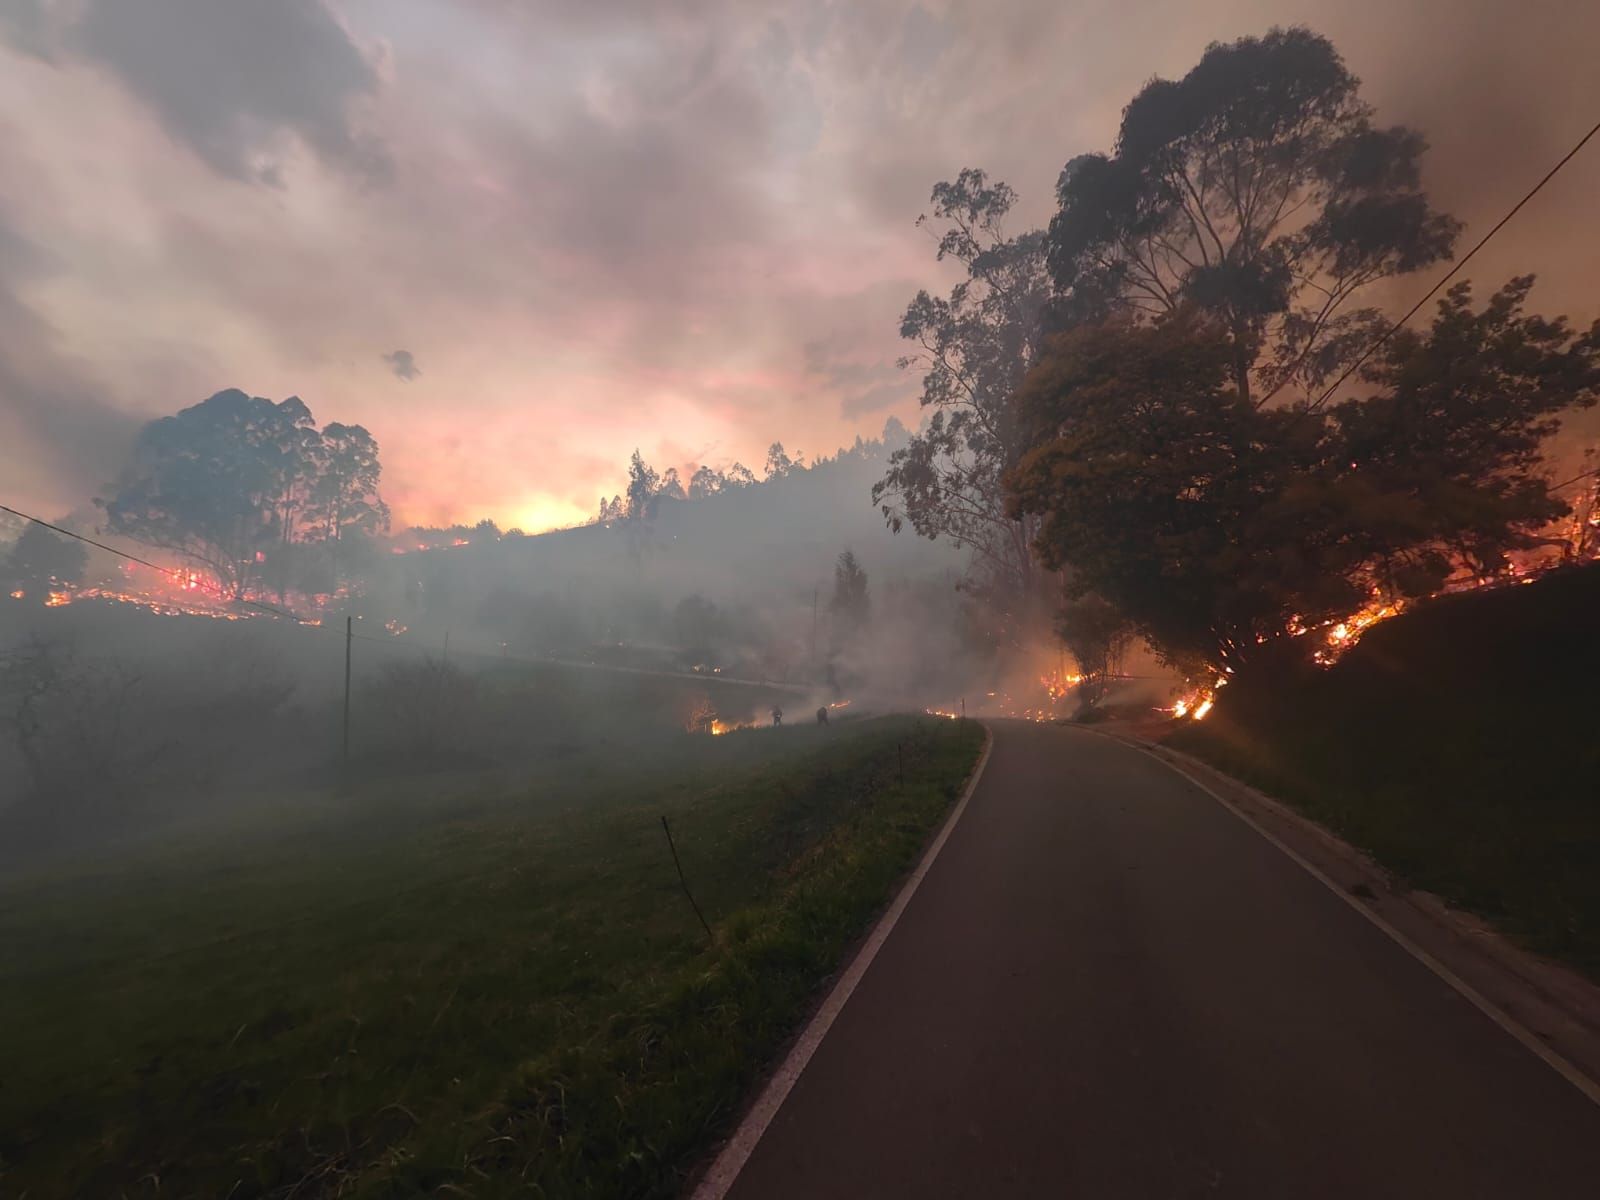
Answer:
725, 720, 1600, 1199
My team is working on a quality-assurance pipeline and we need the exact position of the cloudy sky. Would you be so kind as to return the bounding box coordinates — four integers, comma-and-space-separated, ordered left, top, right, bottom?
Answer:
3, 0, 1598, 532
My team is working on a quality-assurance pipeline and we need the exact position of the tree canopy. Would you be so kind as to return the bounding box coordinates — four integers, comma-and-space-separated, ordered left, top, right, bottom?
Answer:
97, 389, 389, 598
829, 549, 871, 640
1047, 27, 1459, 407
1006, 279, 1600, 670
873, 169, 1055, 633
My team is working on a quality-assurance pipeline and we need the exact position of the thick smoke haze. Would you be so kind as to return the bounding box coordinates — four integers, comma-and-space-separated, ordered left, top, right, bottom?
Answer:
2, 0, 1597, 527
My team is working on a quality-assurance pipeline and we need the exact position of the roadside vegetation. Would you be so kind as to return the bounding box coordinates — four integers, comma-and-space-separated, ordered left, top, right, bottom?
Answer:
1172, 562, 1600, 977
0, 715, 984, 1198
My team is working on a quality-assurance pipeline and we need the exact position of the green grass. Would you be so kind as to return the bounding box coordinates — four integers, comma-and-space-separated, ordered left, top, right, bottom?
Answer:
0, 715, 985, 1198
1172, 562, 1600, 977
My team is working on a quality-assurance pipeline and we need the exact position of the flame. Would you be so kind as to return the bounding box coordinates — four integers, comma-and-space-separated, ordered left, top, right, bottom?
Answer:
17, 561, 361, 625
1040, 669, 1084, 702
9, 589, 24, 600
1310, 597, 1403, 666
1165, 675, 1227, 721
384, 619, 408, 636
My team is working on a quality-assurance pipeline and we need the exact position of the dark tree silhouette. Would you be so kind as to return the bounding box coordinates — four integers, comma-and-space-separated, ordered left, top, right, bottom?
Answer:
657, 468, 687, 502
306, 422, 389, 545
1047, 27, 1460, 408
765, 443, 799, 480
873, 169, 1053, 632
2, 524, 88, 600
688, 465, 724, 499
1007, 280, 1600, 670
97, 390, 388, 598
1057, 594, 1132, 702
624, 450, 660, 521
830, 549, 870, 635
98, 390, 301, 597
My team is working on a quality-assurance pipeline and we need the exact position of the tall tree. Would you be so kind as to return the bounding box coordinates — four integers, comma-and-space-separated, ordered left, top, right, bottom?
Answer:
624, 450, 660, 521
1007, 281, 1600, 671
263, 396, 318, 552
1329, 276, 1600, 584
688, 465, 725, 499
1047, 27, 1459, 407
872, 169, 1054, 632
829, 549, 871, 636
98, 390, 294, 597
1056, 593, 1133, 702
657, 467, 687, 502
98, 390, 388, 598
305, 422, 389, 545
764, 443, 798, 480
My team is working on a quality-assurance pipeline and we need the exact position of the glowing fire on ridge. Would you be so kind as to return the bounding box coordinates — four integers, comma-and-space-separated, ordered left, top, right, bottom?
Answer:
16, 561, 354, 625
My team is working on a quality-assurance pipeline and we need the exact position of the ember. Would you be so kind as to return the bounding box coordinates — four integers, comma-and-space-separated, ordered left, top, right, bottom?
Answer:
1308, 597, 1405, 667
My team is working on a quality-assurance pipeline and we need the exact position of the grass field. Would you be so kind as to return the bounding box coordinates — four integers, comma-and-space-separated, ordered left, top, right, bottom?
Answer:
1172, 562, 1600, 978
0, 715, 985, 1198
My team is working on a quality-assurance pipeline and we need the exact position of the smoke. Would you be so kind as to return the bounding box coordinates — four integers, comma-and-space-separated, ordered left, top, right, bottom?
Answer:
382, 349, 421, 381
0, 219, 143, 519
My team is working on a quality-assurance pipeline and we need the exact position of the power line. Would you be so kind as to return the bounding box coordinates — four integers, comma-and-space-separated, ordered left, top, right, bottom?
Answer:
0, 503, 306, 621
1310, 115, 1600, 411
1549, 465, 1600, 494
2, 503, 187, 580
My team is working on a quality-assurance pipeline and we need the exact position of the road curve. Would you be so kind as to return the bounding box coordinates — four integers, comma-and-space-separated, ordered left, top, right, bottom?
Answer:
724, 720, 1600, 1199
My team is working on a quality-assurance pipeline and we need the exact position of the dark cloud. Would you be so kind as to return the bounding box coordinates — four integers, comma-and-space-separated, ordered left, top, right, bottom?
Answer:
804, 340, 918, 419
0, 226, 141, 516
383, 349, 420, 381
5, 0, 1599, 530
0, 0, 60, 59
898, 4, 954, 76
2, 0, 389, 184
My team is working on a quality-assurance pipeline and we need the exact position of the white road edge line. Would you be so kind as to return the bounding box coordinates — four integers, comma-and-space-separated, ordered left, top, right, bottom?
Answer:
690, 725, 996, 1200
1109, 732, 1600, 1110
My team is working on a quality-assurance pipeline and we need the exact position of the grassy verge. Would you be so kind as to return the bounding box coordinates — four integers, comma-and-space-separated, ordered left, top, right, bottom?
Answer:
0, 715, 985, 1198
1171, 562, 1600, 977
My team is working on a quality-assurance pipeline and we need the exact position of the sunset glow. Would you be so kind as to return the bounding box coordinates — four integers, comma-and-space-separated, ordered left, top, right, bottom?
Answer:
3, 2, 1596, 531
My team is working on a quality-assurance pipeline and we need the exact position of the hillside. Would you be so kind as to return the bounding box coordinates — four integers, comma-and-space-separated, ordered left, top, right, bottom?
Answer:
360, 436, 974, 690
1174, 561, 1600, 974
0, 717, 984, 1197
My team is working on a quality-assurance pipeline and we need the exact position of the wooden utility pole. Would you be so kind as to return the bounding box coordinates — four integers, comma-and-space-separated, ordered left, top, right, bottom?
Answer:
342, 615, 353, 765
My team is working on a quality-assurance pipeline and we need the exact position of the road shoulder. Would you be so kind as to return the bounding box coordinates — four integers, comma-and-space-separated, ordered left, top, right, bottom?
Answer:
1091, 722, 1600, 1105
688, 723, 995, 1200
